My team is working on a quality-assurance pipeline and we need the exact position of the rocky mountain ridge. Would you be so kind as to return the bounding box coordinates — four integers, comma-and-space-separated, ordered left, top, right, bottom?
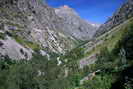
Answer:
55, 5, 99, 40
95, 0, 133, 37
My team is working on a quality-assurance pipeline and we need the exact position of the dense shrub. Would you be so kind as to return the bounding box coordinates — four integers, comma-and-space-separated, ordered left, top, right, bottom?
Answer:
82, 74, 114, 89
121, 23, 133, 60
0, 33, 5, 40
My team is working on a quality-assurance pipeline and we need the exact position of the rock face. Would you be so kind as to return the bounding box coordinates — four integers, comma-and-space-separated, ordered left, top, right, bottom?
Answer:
0, 36, 32, 60
95, 0, 133, 37
0, 0, 77, 57
55, 5, 99, 40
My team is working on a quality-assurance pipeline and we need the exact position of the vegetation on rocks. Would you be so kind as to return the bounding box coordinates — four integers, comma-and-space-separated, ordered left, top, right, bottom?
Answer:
0, 33, 5, 40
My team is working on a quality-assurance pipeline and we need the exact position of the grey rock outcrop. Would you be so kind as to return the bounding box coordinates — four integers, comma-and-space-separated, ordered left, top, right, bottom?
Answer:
95, 0, 133, 37
0, 36, 32, 60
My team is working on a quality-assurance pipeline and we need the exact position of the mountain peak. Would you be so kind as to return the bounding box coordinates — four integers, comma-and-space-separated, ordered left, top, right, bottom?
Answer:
58, 5, 73, 11
55, 6, 99, 40
63, 5, 70, 9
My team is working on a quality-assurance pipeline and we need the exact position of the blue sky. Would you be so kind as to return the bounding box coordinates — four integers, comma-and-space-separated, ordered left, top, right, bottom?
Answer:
46, 0, 126, 24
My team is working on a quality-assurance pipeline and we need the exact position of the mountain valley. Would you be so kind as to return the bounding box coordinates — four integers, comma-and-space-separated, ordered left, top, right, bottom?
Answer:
0, 0, 133, 89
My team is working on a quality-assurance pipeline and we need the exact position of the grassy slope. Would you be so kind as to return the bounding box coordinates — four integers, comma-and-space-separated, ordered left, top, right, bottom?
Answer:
77, 17, 133, 89
84, 17, 133, 57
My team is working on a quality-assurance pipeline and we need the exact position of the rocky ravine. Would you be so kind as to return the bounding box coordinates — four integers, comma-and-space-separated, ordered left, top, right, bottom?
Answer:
0, 0, 97, 60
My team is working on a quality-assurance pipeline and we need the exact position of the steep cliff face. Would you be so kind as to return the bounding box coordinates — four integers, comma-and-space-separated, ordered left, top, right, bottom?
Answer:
0, 0, 78, 60
95, 0, 133, 37
55, 5, 99, 40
